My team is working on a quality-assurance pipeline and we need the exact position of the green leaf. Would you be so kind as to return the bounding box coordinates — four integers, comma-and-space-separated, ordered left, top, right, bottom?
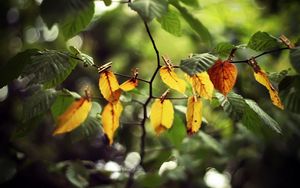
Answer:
137, 173, 165, 188
214, 42, 236, 58
165, 114, 186, 149
247, 31, 282, 51
22, 50, 79, 88
69, 102, 103, 142
69, 46, 94, 67
103, 0, 112, 6
216, 92, 246, 121
180, 53, 217, 75
66, 162, 89, 188
289, 47, 300, 73
41, 0, 94, 39
22, 88, 58, 122
129, 0, 168, 22
171, 1, 212, 45
157, 10, 181, 37
0, 49, 39, 88
198, 132, 224, 154
244, 99, 281, 134
268, 69, 289, 83
51, 90, 79, 119
180, 0, 199, 7
279, 75, 300, 113
60, 1, 95, 39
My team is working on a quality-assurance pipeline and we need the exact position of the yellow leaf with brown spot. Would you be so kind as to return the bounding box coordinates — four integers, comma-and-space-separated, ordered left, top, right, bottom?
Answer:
102, 101, 123, 145
99, 70, 121, 102
120, 78, 138, 91
53, 97, 92, 135
254, 70, 284, 109
187, 72, 214, 100
160, 66, 186, 94
207, 60, 237, 96
186, 97, 202, 134
150, 99, 174, 135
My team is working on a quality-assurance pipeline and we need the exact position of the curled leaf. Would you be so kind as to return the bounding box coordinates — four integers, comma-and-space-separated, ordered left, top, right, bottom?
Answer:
254, 70, 284, 109
150, 99, 174, 135
99, 70, 121, 102
207, 59, 238, 95
53, 97, 92, 135
186, 72, 214, 100
186, 97, 202, 134
102, 101, 123, 145
160, 66, 186, 94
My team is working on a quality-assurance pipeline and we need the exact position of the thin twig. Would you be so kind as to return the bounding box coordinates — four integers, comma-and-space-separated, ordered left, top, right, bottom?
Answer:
232, 47, 290, 63
114, 73, 150, 83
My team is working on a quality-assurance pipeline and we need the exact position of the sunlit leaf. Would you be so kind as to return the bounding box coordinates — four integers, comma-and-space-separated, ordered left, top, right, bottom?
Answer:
157, 10, 181, 37
180, 53, 217, 76
101, 101, 123, 145
53, 97, 92, 135
254, 69, 284, 109
247, 31, 282, 51
150, 99, 174, 135
129, 0, 168, 22
99, 70, 121, 102
186, 72, 214, 100
120, 78, 138, 92
186, 97, 202, 134
160, 66, 186, 94
208, 60, 238, 96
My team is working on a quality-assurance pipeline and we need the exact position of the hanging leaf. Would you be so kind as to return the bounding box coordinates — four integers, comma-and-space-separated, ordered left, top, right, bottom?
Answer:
150, 99, 174, 135
99, 70, 121, 102
186, 72, 214, 100
160, 66, 186, 94
102, 101, 123, 145
157, 10, 181, 37
129, 0, 168, 22
120, 78, 138, 92
21, 50, 79, 88
186, 97, 202, 134
247, 31, 282, 51
180, 53, 218, 76
253, 69, 284, 109
207, 60, 238, 96
53, 97, 92, 135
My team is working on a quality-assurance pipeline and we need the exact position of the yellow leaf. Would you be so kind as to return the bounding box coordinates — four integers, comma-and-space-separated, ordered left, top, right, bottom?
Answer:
53, 98, 92, 135
187, 72, 214, 100
254, 70, 284, 109
99, 70, 121, 102
160, 66, 186, 94
150, 99, 174, 135
120, 78, 138, 91
102, 101, 123, 145
186, 97, 202, 134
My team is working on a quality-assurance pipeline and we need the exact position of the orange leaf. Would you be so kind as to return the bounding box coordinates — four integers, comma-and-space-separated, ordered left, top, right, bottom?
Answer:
160, 66, 186, 94
99, 70, 121, 102
186, 97, 202, 134
150, 99, 174, 135
102, 101, 123, 145
186, 72, 214, 100
120, 78, 138, 91
53, 97, 92, 135
207, 60, 238, 96
254, 69, 284, 109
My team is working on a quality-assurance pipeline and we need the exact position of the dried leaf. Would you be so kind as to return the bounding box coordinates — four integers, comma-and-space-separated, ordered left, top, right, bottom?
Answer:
207, 60, 238, 96
99, 70, 121, 102
101, 101, 123, 145
150, 99, 174, 135
186, 97, 202, 134
120, 79, 138, 91
186, 72, 214, 100
53, 97, 92, 135
254, 70, 284, 109
160, 66, 186, 94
